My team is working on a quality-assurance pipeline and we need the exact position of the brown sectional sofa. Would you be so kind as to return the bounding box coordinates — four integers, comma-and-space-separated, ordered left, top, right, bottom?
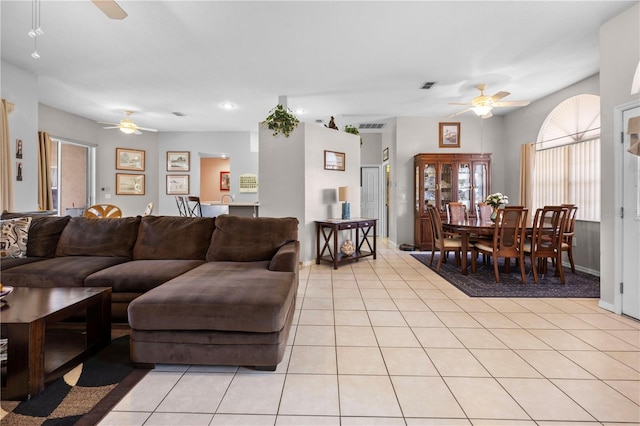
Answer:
1, 214, 300, 370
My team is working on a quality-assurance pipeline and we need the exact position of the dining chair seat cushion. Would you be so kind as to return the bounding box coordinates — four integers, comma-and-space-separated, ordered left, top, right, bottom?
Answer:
522, 241, 532, 252
473, 242, 495, 253
561, 242, 570, 249
441, 237, 465, 249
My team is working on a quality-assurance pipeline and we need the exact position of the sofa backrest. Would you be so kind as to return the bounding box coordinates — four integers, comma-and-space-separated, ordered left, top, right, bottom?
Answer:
133, 216, 215, 260
26, 216, 71, 258
207, 215, 299, 262
56, 216, 141, 258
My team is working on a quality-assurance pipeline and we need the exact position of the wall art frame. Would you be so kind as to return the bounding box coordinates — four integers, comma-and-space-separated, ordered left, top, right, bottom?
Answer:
324, 150, 346, 171
220, 171, 230, 191
116, 148, 145, 171
167, 151, 190, 171
439, 122, 461, 148
116, 173, 145, 195
166, 174, 190, 195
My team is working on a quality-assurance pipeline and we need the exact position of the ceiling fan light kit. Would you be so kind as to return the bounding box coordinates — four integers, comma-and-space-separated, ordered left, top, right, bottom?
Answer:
447, 84, 530, 119
98, 111, 158, 135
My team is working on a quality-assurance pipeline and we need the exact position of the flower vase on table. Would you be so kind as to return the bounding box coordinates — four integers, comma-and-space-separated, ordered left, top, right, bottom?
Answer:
485, 192, 509, 222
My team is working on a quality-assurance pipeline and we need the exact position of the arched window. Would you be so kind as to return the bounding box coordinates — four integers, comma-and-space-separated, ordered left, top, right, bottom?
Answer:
533, 94, 600, 221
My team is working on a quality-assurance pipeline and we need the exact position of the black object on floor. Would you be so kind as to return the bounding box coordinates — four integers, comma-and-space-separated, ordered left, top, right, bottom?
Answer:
411, 252, 600, 298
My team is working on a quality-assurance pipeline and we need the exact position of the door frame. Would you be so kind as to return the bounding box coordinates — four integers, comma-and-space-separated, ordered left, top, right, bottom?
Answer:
360, 164, 385, 237
612, 100, 640, 315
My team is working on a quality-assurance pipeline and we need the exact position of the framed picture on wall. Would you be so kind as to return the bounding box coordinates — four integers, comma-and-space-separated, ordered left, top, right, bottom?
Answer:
439, 122, 460, 148
116, 173, 145, 195
167, 174, 189, 195
324, 150, 345, 171
167, 151, 190, 171
116, 148, 145, 171
220, 171, 230, 191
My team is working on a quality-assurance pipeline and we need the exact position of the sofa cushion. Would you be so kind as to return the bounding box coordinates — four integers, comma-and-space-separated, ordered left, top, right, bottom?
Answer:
26, 216, 71, 257
0, 256, 46, 271
0, 217, 32, 258
128, 261, 296, 333
134, 216, 214, 260
56, 216, 141, 258
207, 215, 299, 262
1, 256, 130, 288
85, 259, 205, 293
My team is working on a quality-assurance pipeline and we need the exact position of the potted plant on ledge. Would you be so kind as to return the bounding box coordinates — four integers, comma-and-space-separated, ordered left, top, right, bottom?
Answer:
263, 104, 300, 137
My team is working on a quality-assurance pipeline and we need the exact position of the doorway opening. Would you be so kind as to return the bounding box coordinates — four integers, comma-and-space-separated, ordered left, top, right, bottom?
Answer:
50, 137, 95, 216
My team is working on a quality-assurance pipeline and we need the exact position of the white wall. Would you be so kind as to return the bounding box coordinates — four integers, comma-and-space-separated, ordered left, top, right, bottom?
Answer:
260, 122, 360, 264
599, 3, 640, 310
2, 61, 38, 211
361, 133, 383, 164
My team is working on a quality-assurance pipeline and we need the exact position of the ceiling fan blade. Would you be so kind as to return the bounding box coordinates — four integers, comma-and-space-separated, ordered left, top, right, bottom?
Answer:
445, 108, 472, 119
137, 127, 158, 132
493, 100, 531, 107
97, 121, 119, 126
91, 0, 128, 20
490, 91, 510, 101
102, 126, 120, 129
448, 102, 473, 106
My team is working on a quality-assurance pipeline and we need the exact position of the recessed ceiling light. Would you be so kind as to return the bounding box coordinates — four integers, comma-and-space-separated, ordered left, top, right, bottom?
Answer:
221, 103, 235, 110
295, 109, 306, 114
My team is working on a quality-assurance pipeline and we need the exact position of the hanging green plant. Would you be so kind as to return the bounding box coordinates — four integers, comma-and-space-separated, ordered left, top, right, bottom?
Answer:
344, 124, 362, 146
263, 104, 300, 137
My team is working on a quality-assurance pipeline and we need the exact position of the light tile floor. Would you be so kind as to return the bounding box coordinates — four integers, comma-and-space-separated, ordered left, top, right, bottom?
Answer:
100, 241, 640, 425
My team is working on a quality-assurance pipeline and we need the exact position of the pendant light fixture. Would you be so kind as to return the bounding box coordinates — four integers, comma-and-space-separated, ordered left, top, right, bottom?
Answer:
28, 0, 43, 59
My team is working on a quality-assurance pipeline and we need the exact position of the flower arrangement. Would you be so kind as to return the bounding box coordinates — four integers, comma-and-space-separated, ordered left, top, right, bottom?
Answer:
485, 192, 509, 209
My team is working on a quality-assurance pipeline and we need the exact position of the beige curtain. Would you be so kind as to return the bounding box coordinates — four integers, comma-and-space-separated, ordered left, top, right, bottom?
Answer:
1, 99, 14, 213
519, 143, 536, 212
38, 131, 54, 210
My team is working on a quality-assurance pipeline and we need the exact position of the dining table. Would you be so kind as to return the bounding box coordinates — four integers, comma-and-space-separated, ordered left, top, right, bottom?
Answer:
441, 218, 497, 275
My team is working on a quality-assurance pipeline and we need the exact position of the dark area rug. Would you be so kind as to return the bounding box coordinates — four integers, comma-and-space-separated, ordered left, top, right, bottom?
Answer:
411, 252, 600, 298
1, 333, 149, 426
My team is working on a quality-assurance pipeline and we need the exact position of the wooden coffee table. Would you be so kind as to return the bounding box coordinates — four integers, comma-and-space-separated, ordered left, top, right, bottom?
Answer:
0, 287, 111, 400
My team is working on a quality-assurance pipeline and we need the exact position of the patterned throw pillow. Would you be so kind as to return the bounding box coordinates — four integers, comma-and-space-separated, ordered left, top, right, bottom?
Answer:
0, 217, 32, 258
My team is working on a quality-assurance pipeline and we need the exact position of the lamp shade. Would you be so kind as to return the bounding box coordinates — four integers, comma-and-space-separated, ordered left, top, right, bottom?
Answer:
627, 116, 640, 135
338, 186, 349, 202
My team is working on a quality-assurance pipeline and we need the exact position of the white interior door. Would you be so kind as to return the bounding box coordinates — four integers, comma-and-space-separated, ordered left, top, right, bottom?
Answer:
361, 166, 381, 235
622, 106, 640, 320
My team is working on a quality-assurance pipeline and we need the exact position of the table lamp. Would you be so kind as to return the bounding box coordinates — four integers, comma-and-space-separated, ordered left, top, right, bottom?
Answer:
338, 186, 350, 220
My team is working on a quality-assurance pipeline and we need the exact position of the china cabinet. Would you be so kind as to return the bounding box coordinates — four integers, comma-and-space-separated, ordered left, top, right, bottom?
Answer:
414, 153, 491, 250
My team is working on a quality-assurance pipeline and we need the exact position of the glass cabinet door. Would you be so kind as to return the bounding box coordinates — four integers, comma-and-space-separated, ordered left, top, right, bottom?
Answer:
423, 162, 437, 212
457, 162, 472, 211
473, 162, 488, 207
439, 163, 453, 213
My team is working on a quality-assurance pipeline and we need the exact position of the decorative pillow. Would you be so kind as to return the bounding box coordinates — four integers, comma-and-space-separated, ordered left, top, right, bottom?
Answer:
0, 217, 32, 258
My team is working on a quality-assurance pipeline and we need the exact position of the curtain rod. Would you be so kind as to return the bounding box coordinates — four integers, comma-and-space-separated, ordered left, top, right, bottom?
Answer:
535, 127, 601, 145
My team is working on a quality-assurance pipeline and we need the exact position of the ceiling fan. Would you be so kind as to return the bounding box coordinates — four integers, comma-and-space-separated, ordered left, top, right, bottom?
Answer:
447, 84, 530, 119
99, 111, 158, 135
91, 0, 127, 20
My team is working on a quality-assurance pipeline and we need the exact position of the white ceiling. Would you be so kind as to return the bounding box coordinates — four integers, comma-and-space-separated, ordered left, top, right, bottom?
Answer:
1, 1, 636, 133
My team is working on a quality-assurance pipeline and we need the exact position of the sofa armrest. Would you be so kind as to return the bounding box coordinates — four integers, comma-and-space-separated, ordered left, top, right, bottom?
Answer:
269, 241, 299, 272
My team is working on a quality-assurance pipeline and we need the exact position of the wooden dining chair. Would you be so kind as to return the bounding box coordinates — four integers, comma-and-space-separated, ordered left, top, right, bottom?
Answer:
83, 204, 122, 219
560, 204, 578, 273
471, 206, 529, 283
523, 206, 568, 284
446, 202, 468, 223
476, 202, 493, 222
427, 205, 471, 272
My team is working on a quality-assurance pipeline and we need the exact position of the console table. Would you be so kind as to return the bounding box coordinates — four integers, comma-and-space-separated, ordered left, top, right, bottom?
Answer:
316, 218, 377, 269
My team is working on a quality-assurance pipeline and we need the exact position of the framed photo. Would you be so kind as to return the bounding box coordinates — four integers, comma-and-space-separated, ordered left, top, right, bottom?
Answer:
16, 139, 22, 159
439, 122, 460, 148
167, 174, 189, 195
116, 148, 145, 171
382, 147, 389, 161
220, 171, 230, 191
116, 173, 145, 195
167, 151, 190, 171
324, 150, 345, 171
